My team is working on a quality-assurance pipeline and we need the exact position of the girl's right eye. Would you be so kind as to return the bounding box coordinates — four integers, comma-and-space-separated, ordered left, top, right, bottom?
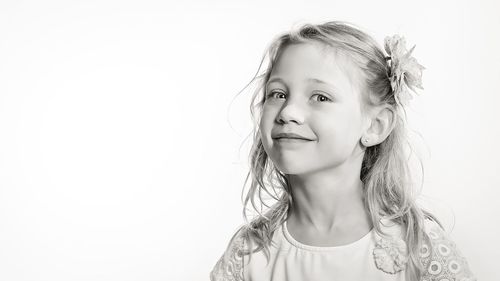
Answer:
267, 91, 286, 99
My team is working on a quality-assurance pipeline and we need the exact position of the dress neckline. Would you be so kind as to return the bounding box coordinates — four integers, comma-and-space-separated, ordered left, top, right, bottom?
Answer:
282, 219, 374, 252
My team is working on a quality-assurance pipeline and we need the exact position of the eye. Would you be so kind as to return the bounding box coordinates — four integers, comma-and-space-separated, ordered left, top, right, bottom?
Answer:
312, 93, 332, 102
267, 91, 286, 99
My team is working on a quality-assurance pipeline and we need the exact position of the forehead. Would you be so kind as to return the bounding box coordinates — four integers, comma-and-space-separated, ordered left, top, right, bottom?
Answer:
269, 43, 364, 92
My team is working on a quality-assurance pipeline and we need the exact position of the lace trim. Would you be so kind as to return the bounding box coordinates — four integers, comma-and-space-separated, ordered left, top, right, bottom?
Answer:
419, 223, 476, 281
371, 220, 476, 280
373, 236, 408, 274
210, 221, 476, 281
210, 235, 245, 281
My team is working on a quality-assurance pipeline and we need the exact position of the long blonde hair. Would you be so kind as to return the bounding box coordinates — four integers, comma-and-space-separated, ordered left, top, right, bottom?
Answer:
232, 20, 442, 281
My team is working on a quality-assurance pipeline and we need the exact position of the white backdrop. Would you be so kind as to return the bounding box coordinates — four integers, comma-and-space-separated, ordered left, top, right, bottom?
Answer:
0, 0, 498, 280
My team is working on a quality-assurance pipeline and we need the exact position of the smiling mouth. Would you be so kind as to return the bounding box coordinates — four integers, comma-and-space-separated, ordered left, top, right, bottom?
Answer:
274, 138, 313, 143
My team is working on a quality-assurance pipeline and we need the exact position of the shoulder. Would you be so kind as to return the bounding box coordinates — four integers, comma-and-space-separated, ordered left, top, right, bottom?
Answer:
419, 218, 476, 281
372, 218, 409, 274
210, 225, 247, 281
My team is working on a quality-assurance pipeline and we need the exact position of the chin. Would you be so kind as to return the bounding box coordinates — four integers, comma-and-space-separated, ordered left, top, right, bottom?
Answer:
272, 159, 316, 176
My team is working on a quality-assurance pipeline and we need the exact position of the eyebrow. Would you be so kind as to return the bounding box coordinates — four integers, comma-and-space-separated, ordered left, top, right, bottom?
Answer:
266, 77, 337, 89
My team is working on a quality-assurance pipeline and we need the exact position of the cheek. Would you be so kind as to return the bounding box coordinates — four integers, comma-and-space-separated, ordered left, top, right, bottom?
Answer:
259, 109, 274, 133
259, 108, 276, 145
314, 108, 364, 144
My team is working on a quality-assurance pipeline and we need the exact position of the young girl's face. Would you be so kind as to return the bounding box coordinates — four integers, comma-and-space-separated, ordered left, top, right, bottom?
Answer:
260, 42, 369, 175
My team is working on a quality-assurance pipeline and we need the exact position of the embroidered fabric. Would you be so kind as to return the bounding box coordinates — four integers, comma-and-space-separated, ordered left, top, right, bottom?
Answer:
373, 236, 408, 274
209, 221, 476, 281
419, 223, 476, 281
209, 234, 245, 281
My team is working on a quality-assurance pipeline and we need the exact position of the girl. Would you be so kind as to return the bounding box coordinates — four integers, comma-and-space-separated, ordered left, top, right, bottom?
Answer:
210, 21, 476, 281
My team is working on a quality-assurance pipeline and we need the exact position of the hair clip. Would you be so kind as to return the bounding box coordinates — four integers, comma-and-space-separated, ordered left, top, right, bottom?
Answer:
384, 35, 425, 107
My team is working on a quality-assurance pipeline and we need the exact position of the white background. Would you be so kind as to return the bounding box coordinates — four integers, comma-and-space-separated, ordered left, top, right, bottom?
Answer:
0, 0, 498, 280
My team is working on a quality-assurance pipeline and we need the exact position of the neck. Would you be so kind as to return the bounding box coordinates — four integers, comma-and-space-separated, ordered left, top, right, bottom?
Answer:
286, 161, 371, 234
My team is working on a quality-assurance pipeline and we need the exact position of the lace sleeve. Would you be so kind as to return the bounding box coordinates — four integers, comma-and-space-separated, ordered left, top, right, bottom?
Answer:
209, 231, 245, 281
419, 220, 476, 281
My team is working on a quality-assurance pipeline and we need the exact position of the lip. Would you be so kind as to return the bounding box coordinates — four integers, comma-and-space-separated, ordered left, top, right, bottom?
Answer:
274, 137, 312, 148
275, 138, 312, 143
272, 132, 313, 141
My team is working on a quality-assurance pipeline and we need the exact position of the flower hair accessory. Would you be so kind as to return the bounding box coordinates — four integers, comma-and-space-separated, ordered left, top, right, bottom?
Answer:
384, 34, 425, 107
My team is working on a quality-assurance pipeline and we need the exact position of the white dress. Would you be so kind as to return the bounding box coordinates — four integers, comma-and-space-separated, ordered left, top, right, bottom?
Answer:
210, 218, 476, 281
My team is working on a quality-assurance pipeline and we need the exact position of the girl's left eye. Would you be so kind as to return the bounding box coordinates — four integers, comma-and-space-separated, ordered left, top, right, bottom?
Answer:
312, 93, 332, 102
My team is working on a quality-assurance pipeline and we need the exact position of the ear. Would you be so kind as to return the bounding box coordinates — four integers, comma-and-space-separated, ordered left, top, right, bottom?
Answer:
361, 105, 396, 147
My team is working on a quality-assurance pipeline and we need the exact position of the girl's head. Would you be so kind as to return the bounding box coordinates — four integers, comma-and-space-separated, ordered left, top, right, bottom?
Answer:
259, 38, 395, 177
256, 21, 409, 179
239, 21, 438, 281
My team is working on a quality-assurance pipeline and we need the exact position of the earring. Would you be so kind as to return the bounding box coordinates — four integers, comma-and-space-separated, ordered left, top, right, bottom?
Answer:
363, 138, 370, 145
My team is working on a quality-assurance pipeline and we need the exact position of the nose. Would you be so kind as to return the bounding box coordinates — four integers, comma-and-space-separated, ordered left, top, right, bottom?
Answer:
276, 101, 305, 125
